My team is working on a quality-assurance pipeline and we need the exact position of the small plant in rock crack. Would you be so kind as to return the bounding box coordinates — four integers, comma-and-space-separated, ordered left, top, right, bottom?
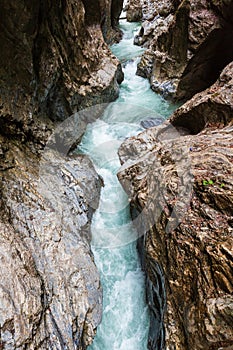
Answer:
203, 179, 214, 186
202, 179, 226, 188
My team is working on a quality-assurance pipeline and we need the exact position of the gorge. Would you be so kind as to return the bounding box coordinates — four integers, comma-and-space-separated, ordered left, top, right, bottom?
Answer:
0, 1, 233, 350
77, 19, 177, 350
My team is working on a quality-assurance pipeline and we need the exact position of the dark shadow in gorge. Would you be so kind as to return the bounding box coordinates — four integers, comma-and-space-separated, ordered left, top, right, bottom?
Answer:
177, 25, 233, 101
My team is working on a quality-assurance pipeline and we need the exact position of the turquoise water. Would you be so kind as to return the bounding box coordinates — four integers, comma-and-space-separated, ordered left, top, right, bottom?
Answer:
78, 19, 178, 350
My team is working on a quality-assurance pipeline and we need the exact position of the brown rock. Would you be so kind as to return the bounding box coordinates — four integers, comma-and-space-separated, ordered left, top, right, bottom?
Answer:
0, 0, 124, 348
0, 136, 103, 349
118, 66, 233, 349
125, 0, 143, 22
136, 0, 233, 100
143, 0, 177, 19
170, 61, 233, 133
0, 0, 123, 147
101, 0, 124, 44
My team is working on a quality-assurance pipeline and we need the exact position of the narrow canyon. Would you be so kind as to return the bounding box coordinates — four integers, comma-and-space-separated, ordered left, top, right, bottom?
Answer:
0, 1, 232, 350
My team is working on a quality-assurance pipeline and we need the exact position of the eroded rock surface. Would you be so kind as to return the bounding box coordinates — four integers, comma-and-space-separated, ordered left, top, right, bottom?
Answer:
170, 61, 233, 133
0, 140, 102, 349
125, 0, 143, 22
135, 0, 233, 100
0, 0, 124, 348
101, 0, 124, 43
118, 64, 233, 349
0, 0, 123, 146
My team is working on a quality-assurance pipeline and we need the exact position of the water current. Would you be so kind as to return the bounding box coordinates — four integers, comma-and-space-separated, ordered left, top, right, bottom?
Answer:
78, 19, 177, 350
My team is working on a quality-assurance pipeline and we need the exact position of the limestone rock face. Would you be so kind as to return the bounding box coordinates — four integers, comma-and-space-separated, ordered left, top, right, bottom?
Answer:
142, 0, 177, 20
118, 63, 233, 349
136, 0, 233, 100
100, 0, 124, 44
0, 0, 124, 348
0, 140, 102, 349
0, 0, 123, 146
125, 0, 143, 22
171, 61, 233, 133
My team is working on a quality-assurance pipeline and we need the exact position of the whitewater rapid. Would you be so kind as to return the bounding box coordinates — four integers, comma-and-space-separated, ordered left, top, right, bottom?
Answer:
78, 19, 177, 350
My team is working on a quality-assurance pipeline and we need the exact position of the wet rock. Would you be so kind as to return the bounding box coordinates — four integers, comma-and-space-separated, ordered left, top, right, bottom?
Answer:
0, 0, 124, 348
143, 0, 177, 19
100, 0, 124, 44
125, 0, 143, 22
136, 0, 233, 100
171, 62, 233, 134
118, 66, 233, 349
140, 117, 165, 129
151, 79, 177, 99
0, 138, 103, 349
211, 0, 233, 25
0, 0, 123, 148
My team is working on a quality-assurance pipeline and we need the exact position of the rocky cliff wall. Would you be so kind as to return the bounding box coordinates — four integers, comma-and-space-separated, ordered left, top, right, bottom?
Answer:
101, 0, 124, 43
0, 0, 123, 147
118, 62, 233, 349
125, 0, 143, 22
0, 0, 123, 348
119, 2, 233, 348
134, 0, 233, 101
0, 140, 103, 349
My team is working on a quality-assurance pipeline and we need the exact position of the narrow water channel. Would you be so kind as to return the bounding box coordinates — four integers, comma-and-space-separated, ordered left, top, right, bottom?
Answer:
78, 19, 177, 350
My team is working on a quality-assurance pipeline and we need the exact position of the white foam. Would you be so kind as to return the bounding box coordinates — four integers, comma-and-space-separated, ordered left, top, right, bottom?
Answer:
77, 13, 178, 350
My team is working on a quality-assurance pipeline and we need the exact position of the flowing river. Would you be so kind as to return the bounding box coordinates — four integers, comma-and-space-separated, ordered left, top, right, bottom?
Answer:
78, 19, 177, 350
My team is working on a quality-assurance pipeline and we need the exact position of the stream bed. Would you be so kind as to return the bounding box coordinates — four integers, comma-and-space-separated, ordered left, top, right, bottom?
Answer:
78, 19, 177, 350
